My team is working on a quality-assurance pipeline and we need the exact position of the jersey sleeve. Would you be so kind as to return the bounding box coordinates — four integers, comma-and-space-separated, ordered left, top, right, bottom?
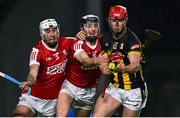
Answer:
73, 40, 84, 58
63, 37, 76, 51
29, 47, 41, 65
128, 35, 142, 54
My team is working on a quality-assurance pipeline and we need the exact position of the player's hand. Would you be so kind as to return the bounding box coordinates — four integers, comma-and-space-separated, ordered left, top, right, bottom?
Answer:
99, 64, 111, 75
97, 52, 110, 65
114, 63, 125, 72
19, 81, 32, 91
98, 51, 111, 75
76, 30, 86, 40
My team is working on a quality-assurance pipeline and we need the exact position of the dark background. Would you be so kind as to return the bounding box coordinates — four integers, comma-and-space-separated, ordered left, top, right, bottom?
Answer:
0, 0, 180, 116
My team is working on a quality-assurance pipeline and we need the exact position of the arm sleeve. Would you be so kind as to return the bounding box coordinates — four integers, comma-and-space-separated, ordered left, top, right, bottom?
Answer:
73, 40, 84, 58
128, 36, 142, 52
29, 47, 41, 65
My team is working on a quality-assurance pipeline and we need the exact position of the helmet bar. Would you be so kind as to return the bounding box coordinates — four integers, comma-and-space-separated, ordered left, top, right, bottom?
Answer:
39, 19, 59, 32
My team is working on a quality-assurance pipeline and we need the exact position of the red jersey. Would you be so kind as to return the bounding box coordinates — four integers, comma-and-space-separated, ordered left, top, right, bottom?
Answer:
29, 37, 74, 99
66, 38, 101, 88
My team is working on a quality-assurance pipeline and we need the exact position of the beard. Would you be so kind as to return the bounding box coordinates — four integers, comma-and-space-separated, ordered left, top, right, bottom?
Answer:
86, 36, 97, 43
44, 38, 58, 48
113, 26, 121, 33
113, 26, 125, 35
46, 42, 57, 48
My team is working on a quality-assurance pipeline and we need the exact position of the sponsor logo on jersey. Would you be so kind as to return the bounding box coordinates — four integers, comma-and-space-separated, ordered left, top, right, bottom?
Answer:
47, 59, 68, 74
112, 41, 119, 50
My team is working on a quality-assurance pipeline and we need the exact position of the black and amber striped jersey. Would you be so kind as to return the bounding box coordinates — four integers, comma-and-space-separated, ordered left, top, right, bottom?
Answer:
101, 28, 145, 90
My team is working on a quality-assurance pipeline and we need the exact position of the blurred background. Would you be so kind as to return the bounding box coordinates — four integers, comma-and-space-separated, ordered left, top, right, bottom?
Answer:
0, 0, 180, 116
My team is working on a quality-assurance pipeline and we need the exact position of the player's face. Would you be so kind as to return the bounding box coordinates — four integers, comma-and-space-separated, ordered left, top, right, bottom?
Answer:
108, 18, 126, 34
42, 26, 59, 48
83, 21, 99, 37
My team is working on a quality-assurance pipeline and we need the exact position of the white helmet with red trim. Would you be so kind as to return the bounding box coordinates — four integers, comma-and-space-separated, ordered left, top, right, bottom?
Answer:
39, 19, 59, 35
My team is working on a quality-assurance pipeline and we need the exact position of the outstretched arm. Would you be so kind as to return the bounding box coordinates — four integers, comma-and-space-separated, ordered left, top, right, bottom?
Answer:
21, 64, 39, 90
27, 64, 39, 85
75, 50, 109, 67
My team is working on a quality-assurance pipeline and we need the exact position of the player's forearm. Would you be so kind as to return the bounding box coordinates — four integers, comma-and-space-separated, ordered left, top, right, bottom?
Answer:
26, 74, 37, 86
116, 63, 139, 73
81, 57, 99, 66
118, 53, 141, 73
26, 64, 39, 86
76, 50, 100, 66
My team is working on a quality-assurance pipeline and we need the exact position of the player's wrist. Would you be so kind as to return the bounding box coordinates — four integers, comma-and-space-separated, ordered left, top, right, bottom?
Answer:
94, 57, 99, 65
115, 64, 125, 72
27, 80, 33, 86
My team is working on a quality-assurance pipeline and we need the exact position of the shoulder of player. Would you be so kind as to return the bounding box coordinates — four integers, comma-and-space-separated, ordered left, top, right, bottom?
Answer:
126, 29, 140, 42
31, 47, 39, 54
73, 39, 84, 45
126, 29, 142, 50
32, 46, 44, 58
58, 37, 76, 46
33, 40, 43, 50
62, 36, 76, 40
72, 39, 84, 49
101, 30, 111, 39
60, 37, 77, 44
100, 31, 112, 47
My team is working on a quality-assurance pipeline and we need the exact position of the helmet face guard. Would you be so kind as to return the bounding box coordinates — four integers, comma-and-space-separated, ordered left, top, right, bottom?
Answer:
80, 14, 100, 42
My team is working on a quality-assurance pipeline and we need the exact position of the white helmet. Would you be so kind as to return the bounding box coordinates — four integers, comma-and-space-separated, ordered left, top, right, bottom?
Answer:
39, 19, 59, 35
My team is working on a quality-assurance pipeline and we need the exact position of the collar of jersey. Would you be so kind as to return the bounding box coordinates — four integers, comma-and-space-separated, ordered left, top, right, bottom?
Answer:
42, 40, 58, 51
85, 39, 98, 49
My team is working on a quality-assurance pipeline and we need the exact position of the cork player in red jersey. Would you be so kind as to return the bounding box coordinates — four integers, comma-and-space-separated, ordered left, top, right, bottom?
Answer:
56, 14, 109, 117
12, 19, 74, 117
